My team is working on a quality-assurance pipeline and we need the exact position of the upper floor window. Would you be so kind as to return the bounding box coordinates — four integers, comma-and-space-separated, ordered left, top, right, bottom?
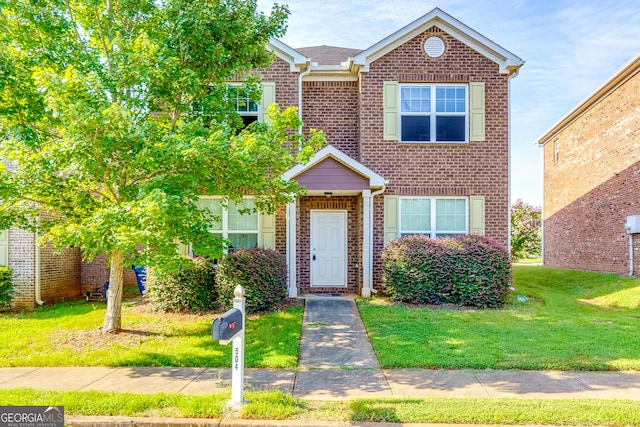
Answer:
399, 197, 468, 238
228, 85, 259, 128
400, 84, 468, 143
554, 140, 560, 163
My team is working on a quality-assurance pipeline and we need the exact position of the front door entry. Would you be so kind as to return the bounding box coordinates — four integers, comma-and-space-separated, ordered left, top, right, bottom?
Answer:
310, 210, 347, 287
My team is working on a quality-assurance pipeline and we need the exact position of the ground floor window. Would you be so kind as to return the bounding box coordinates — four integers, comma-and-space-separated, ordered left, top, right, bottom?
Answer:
197, 197, 258, 251
399, 197, 468, 238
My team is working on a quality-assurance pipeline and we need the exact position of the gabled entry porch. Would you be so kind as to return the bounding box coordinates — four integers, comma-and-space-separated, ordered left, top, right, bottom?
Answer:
283, 145, 387, 297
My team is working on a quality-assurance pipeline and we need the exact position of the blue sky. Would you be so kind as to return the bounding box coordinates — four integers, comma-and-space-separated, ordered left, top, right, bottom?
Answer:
257, 0, 640, 206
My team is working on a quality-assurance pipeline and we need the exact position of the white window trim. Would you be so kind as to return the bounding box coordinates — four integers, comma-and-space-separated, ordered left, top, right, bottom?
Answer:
398, 83, 469, 144
198, 196, 261, 253
554, 140, 560, 163
398, 196, 469, 238
228, 83, 260, 119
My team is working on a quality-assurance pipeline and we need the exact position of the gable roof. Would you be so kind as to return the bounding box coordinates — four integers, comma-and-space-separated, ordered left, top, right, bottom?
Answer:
283, 145, 388, 190
266, 8, 523, 78
296, 46, 363, 66
350, 8, 524, 74
266, 38, 309, 72
537, 53, 640, 146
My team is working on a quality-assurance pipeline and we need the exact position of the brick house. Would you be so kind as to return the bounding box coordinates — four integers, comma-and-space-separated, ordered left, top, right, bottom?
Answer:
537, 54, 640, 275
2, 8, 523, 306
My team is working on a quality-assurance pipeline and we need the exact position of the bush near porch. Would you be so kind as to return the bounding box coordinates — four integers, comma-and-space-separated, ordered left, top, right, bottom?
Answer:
0, 266, 14, 311
381, 234, 511, 308
216, 247, 288, 314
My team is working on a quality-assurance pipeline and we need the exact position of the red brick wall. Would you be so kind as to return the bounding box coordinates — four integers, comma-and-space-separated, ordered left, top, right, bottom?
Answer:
357, 27, 511, 286
302, 81, 359, 159
7, 229, 35, 308
543, 70, 640, 274
296, 196, 362, 294
39, 243, 81, 300
8, 229, 82, 308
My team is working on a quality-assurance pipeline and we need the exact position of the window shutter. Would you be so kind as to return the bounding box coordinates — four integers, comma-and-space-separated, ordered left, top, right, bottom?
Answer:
383, 81, 399, 140
469, 82, 485, 142
260, 214, 276, 249
260, 82, 276, 124
176, 241, 190, 256
383, 195, 399, 244
0, 230, 8, 266
469, 195, 485, 235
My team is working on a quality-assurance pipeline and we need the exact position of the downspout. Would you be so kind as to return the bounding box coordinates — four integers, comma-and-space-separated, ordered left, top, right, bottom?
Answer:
629, 233, 635, 277
367, 185, 387, 295
507, 68, 520, 259
34, 213, 44, 305
298, 63, 312, 135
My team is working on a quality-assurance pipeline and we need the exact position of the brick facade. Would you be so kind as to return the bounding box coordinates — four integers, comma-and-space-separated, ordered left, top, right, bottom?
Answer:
540, 60, 640, 274
359, 28, 511, 286
5, 9, 521, 302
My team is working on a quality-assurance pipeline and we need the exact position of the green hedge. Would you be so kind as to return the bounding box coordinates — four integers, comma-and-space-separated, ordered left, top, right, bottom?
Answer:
382, 234, 511, 308
215, 247, 287, 314
150, 257, 218, 313
0, 266, 14, 311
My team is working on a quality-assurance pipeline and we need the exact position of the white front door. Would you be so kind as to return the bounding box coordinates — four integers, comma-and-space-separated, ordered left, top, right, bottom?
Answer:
310, 210, 347, 287
0, 230, 8, 267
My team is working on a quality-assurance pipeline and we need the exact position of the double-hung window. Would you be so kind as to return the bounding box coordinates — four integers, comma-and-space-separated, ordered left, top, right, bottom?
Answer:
399, 197, 468, 238
228, 85, 259, 128
198, 197, 259, 251
400, 84, 468, 143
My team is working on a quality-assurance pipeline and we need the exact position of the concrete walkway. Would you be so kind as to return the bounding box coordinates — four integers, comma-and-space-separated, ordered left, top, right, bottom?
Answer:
1, 296, 640, 401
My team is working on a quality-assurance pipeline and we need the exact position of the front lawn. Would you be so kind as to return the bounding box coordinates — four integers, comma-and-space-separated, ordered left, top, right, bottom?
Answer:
358, 265, 640, 370
1, 388, 639, 426
0, 294, 302, 368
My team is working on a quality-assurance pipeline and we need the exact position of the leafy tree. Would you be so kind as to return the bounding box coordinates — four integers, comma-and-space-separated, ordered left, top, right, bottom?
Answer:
510, 199, 542, 260
0, 0, 324, 332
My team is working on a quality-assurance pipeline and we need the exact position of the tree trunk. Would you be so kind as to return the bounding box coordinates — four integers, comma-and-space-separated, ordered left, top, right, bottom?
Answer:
102, 250, 124, 333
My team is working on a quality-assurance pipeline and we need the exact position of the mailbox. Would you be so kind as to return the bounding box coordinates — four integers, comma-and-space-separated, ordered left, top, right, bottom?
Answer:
212, 308, 243, 344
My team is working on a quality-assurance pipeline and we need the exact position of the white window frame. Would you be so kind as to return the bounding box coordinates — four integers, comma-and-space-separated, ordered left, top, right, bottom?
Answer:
228, 84, 259, 125
399, 196, 469, 238
554, 140, 560, 163
399, 84, 469, 144
198, 196, 260, 253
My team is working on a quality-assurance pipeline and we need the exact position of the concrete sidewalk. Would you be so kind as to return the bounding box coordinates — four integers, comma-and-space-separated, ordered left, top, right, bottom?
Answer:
2, 366, 640, 400
1, 296, 640, 400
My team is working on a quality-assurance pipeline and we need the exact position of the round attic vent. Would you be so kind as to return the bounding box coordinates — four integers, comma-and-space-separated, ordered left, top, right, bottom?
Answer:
424, 36, 445, 58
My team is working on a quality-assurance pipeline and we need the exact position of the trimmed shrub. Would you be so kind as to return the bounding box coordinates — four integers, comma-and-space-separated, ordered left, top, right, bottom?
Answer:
215, 247, 287, 314
150, 257, 217, 313
0, 266, 14, 311
382, 234, 511, 308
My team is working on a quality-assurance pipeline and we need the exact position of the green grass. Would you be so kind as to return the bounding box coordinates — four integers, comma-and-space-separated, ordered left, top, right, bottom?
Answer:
0, 294, 302, 368
1, 389, 639, 426
358, 265, 640, 370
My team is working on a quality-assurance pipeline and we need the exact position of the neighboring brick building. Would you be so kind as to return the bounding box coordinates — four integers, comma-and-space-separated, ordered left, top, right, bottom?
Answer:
2, 8, 523, 305
537, 54, 640, 275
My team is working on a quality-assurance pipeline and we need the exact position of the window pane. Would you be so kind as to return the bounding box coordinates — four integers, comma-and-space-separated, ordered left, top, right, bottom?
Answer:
435, 199, 466, 232
228, 233, 258, 250
401, 116, 430, 141
198, 199, 223, 231
400, 198, 431, 232
401, 85, 430, 112
228, 199, 258, 230
436, 116, 465, 141
436, 86, 466, 112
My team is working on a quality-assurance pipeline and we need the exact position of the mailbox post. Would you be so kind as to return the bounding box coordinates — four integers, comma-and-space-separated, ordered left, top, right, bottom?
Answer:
212, 285, 246, 408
